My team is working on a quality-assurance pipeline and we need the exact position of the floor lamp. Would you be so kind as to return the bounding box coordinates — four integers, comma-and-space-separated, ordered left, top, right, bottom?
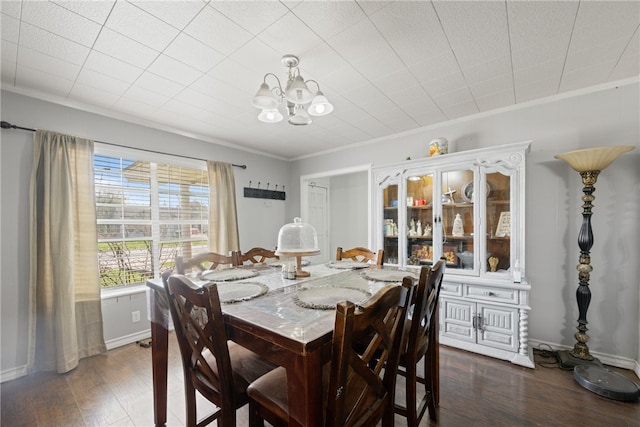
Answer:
554, 145, 640, 401
554, 145, 634, 369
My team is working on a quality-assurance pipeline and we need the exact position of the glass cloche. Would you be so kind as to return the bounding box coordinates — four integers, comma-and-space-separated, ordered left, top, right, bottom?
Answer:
275, 217, 319, 254
275, 217, 319, 278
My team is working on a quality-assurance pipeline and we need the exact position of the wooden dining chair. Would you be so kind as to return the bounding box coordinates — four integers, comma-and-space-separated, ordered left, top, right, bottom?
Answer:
395, 258, 446, 426
335, 246, 384, 266
246, 278, 415, 427
175, 251, 239, 275
166, 274, 276, 427
237, 247, 279, 265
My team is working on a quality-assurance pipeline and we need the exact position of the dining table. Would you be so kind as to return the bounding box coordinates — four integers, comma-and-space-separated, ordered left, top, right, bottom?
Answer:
146, 261, 418, 427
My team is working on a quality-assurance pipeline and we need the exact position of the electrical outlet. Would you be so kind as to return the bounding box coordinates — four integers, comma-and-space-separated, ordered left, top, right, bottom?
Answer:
132, 310, 141, 323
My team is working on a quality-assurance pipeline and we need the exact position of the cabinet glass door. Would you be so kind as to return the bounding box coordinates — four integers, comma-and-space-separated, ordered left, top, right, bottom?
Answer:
441, 168, 475, 272
406, 173, 435, 266
382, 182, 399, 264
486, 171, 511, 273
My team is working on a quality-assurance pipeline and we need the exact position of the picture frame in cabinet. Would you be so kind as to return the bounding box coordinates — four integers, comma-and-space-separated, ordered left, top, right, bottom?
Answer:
411, 244, 433, 262
442, 245, 459, 265
410, 244, 458, 265
495, 211, 511, 237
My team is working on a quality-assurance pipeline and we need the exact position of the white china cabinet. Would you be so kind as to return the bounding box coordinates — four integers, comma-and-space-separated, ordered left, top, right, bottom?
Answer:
371, 141, 533, 367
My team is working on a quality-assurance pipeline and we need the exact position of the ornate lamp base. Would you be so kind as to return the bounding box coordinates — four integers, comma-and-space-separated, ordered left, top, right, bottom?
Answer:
557, 349, 602, 370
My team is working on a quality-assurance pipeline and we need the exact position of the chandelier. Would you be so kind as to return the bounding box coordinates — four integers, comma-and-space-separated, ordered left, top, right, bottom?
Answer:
251, 54, 334, 126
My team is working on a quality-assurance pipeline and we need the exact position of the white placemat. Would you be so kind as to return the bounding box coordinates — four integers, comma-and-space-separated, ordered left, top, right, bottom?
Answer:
327, 260, 371, 270
201, 269, 258, 282
267, 259, 310, 268
361, 269, 417, 282
213, 282, 269, 304
294, 286, 371, 310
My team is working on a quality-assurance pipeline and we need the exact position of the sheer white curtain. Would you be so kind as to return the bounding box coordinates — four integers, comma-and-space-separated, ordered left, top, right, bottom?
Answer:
28, 130, 106, 373
207, 161, 239, 255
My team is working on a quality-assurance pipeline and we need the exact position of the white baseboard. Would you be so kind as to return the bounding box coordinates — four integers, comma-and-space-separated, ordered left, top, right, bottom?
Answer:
1, 330, 152, 384
528, 339, 639, 372
105, 329, 151, 350
0, 365, 28, 384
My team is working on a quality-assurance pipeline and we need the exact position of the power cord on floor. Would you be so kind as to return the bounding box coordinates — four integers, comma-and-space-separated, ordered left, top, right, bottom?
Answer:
533, 343, 560, 368
137, 339, 152, 348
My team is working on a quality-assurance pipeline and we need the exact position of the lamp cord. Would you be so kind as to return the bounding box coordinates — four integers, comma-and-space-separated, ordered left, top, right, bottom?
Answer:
533, 343, 561, 369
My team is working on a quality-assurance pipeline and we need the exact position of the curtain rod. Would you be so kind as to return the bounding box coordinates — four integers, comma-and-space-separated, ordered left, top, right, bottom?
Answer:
0, 120, 247, 170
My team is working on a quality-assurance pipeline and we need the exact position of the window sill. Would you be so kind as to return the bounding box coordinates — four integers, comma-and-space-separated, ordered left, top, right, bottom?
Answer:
101, 284, 148, 300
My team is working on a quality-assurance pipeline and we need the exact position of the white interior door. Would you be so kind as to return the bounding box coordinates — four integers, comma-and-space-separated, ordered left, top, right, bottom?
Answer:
307, 183, 330, 264
300, 165, 372, 265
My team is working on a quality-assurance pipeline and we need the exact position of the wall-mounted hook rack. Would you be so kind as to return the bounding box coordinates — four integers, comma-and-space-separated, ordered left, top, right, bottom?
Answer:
244, 180, 286, 200
244, 187, 286, 200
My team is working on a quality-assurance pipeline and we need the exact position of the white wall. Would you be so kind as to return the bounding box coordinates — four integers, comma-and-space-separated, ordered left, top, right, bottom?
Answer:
0, 90, 289, 379
290, 80, 640, 365
329, 172, 369, 253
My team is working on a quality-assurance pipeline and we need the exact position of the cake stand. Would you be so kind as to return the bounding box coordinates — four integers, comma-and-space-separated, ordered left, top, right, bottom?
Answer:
274, 250, 320, 278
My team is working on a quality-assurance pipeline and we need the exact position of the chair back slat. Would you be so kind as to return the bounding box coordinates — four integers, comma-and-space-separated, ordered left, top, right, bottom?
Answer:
166, 276, 234, 402
406, 259, 446, 361
393, 258, 446, 426
238, 247, 278, 265
336, 246, 384, 266
175, 251, 238, 274
325, 277, 414, 427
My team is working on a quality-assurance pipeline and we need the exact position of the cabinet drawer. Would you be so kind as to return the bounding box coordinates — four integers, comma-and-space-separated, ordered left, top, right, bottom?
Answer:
440, 281, 463, 297
465, 285, 518, 304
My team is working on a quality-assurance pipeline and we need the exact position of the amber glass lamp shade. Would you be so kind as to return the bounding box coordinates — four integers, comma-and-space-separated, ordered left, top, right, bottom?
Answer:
554, 145, 635, 172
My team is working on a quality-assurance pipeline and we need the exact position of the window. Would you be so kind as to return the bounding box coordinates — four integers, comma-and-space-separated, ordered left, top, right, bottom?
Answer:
95, 147, 209, 288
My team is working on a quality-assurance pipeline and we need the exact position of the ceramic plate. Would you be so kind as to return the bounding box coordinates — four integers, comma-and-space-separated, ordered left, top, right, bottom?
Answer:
201, 268, 258, 282
462, 181, 492, 203
361, 269, 417, 283
327, 260, 371, 269
294, 286, 371, 310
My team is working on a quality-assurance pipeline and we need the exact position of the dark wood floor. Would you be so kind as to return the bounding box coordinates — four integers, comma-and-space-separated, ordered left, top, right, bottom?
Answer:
2, 335, 639, 426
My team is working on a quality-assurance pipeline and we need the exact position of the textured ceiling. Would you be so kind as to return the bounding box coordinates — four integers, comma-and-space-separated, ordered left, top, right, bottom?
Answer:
1, 1, 639, 160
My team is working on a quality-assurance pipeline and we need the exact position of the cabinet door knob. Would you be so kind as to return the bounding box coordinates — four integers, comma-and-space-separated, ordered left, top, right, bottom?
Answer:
485, 291, 495, 296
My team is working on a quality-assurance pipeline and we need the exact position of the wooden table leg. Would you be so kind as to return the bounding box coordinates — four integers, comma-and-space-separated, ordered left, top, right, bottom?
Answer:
150, 289, 169, 427
287, 350, 323, 427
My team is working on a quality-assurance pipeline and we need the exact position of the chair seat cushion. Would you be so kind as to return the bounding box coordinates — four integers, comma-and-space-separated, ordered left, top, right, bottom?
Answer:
196, 341, 276, 398
246, 367, 290, 421
247, 364, 332, 422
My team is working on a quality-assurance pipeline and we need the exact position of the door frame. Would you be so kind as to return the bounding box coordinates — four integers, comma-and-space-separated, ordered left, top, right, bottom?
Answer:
300, 164, 373, 262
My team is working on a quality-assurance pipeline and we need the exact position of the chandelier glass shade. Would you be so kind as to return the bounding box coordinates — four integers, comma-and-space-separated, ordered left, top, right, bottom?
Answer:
257, 108, 283, 123
252, 55, 334, 126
